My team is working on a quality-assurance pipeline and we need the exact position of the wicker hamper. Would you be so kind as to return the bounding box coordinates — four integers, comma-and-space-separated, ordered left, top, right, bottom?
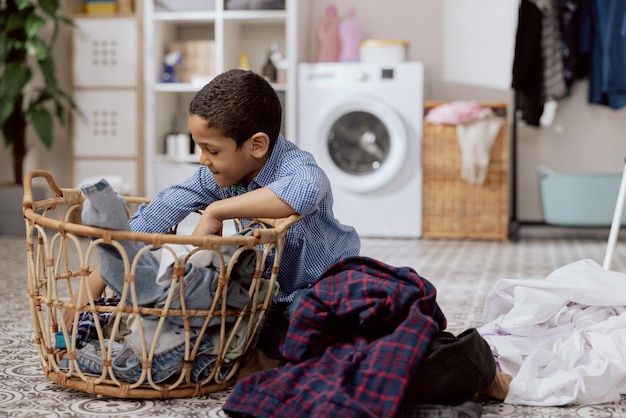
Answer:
422, 102, 509, 240
22, 170, 301, 399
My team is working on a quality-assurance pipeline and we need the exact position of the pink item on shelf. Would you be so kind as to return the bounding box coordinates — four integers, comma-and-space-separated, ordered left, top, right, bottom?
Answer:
425, 101, 492, 125
316, 4, 341, 62
338, 7, 362, 62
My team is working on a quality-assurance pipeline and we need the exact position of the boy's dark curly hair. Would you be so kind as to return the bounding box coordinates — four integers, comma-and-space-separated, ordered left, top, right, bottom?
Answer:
189, 69, 282, 152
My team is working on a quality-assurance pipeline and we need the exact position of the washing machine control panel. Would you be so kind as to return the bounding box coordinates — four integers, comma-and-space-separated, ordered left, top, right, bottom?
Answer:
302, 63, 414, 89
355, 70, 369, 82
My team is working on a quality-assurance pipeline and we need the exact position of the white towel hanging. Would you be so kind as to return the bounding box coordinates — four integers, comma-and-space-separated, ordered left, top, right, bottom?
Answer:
455, 112, 503, 185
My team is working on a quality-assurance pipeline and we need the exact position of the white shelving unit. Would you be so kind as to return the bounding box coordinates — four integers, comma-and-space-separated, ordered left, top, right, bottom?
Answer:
68, 1, 144, 196
143, 0, 311, 197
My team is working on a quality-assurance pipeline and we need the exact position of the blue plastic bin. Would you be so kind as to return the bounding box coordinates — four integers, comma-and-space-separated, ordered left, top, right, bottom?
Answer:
538, 165, 626, 226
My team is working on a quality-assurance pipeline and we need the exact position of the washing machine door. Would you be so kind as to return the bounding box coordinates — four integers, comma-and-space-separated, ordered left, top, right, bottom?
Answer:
318, 95, 408, 193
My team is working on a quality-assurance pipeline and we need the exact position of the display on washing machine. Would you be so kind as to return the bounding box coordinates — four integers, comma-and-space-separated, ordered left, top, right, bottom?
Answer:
327, 111, 391, 175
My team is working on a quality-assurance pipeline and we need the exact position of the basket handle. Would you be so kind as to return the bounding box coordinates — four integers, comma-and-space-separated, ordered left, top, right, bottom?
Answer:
22, 170, 64, 209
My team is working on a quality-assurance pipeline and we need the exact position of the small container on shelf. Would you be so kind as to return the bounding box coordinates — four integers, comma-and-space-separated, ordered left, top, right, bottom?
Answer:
261, 49, 278, 82
155, 0, 215, 12
84, 0, 117, 14
168, 41, 216, 86
225, 0, 285, 10
117, 0, 133, 13
360, 39, 409, 63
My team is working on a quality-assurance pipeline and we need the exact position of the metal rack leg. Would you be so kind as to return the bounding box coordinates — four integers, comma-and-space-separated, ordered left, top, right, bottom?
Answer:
603, 157, 626, 270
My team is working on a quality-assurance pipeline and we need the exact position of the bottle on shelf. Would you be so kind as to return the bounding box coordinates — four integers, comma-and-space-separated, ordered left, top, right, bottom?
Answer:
239, 53, 250, 70
262, 49, 278, 82
338, 6, 362, 62
160, 50, 182, 83
316, 4, 341, 62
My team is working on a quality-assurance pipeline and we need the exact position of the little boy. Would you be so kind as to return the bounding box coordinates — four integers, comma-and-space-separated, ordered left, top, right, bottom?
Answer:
77, 69, 360, 360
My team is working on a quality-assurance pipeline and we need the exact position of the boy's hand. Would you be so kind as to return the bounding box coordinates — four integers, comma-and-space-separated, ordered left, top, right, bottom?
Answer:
192, 208, 223, 236
192, 188, 295, 237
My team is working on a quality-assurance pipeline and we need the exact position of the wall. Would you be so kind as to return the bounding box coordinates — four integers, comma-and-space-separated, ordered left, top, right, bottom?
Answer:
309, 0, 626, 222
15, 0, 626, 222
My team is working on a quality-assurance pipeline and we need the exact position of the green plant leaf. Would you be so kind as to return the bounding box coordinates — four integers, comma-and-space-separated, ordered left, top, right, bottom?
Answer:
0, 101, 15, 137
0, 33, 8, 63
0, 63, 31, 131
58, 15, 77, 29
15, 0, 34, 11
28, 105, 53, 148
26, 35, 48, 60
37, 0, 59, 18
37, 53, 57, 90
5, 12, 27, 33
24, 12, 45, 38
0, 7, 7, 27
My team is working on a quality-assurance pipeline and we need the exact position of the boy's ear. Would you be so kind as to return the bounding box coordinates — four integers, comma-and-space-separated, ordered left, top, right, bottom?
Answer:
249, 132, 270, 157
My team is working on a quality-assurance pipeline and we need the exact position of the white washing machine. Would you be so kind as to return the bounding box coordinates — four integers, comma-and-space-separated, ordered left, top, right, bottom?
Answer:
298, 62, 424, 238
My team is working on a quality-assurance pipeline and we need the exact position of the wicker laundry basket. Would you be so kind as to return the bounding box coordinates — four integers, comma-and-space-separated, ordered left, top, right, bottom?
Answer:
22, 170, 301, 399
422, 101, 509, 240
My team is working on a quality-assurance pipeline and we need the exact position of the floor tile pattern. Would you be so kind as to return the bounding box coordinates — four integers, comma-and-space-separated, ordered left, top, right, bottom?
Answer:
1, 234, 625, 417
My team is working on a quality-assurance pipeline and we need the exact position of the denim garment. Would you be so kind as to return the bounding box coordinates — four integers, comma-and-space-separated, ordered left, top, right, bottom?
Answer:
60, 325, 214, 383
95, 228, 257, 328
192, 352, 235, 382
96, 242, 165, 306
61, 277, 278, 383
158, 246, 256, 328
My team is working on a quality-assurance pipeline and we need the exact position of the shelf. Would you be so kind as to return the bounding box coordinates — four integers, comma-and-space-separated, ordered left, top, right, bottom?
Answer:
144, 0, 304, 197
153, 82, 210, 92
69, 13, 138, 18
153, 11, 217, 22
223, 10, 286, 24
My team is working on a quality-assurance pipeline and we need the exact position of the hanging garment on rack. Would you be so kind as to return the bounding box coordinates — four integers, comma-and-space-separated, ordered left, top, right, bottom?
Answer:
512, 0, 544, 126
512, 0, 583, 126
558, 0, 587, 88
580, 0, 626, 109
531, 0, 568, 102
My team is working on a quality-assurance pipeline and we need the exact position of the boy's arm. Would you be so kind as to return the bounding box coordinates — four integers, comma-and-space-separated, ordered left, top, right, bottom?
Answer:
192, 187, 295, 236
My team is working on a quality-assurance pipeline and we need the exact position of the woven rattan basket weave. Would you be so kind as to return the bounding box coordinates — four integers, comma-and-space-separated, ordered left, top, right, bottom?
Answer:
22, 170, 301, 399
422, 102, 509, 240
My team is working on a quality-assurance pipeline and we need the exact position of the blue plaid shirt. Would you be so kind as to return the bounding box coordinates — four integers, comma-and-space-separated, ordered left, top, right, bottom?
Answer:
130, 135, 361, 302
223, 256, 447, 418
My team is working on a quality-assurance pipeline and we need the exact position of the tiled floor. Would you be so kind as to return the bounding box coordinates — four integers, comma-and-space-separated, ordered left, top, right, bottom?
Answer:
2, 232, 626, 417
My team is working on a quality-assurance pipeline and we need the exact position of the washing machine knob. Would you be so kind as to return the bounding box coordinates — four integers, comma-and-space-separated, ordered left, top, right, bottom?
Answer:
355, 70, 369, 82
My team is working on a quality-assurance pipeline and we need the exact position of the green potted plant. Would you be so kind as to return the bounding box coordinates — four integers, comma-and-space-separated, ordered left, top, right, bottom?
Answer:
0, 0, 77, 234
1, 0, 77, 186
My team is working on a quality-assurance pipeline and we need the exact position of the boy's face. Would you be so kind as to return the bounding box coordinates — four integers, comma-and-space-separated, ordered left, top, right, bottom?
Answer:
189, 115, 262, 187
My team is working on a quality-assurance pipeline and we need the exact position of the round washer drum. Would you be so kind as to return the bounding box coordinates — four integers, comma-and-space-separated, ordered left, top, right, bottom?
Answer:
317, 95, 408, 193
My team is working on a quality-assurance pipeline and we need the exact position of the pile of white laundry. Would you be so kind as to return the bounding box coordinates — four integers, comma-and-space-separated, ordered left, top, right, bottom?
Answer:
479, 259, 626, 406
426, 101, 503, 185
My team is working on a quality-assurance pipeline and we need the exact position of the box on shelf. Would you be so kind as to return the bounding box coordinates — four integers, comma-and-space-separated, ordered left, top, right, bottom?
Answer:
225, 0, 285, 10
84, 0, 117, 14
168, 41, 216, 85
538, 166, 626, 226
155, 0, 215, 12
